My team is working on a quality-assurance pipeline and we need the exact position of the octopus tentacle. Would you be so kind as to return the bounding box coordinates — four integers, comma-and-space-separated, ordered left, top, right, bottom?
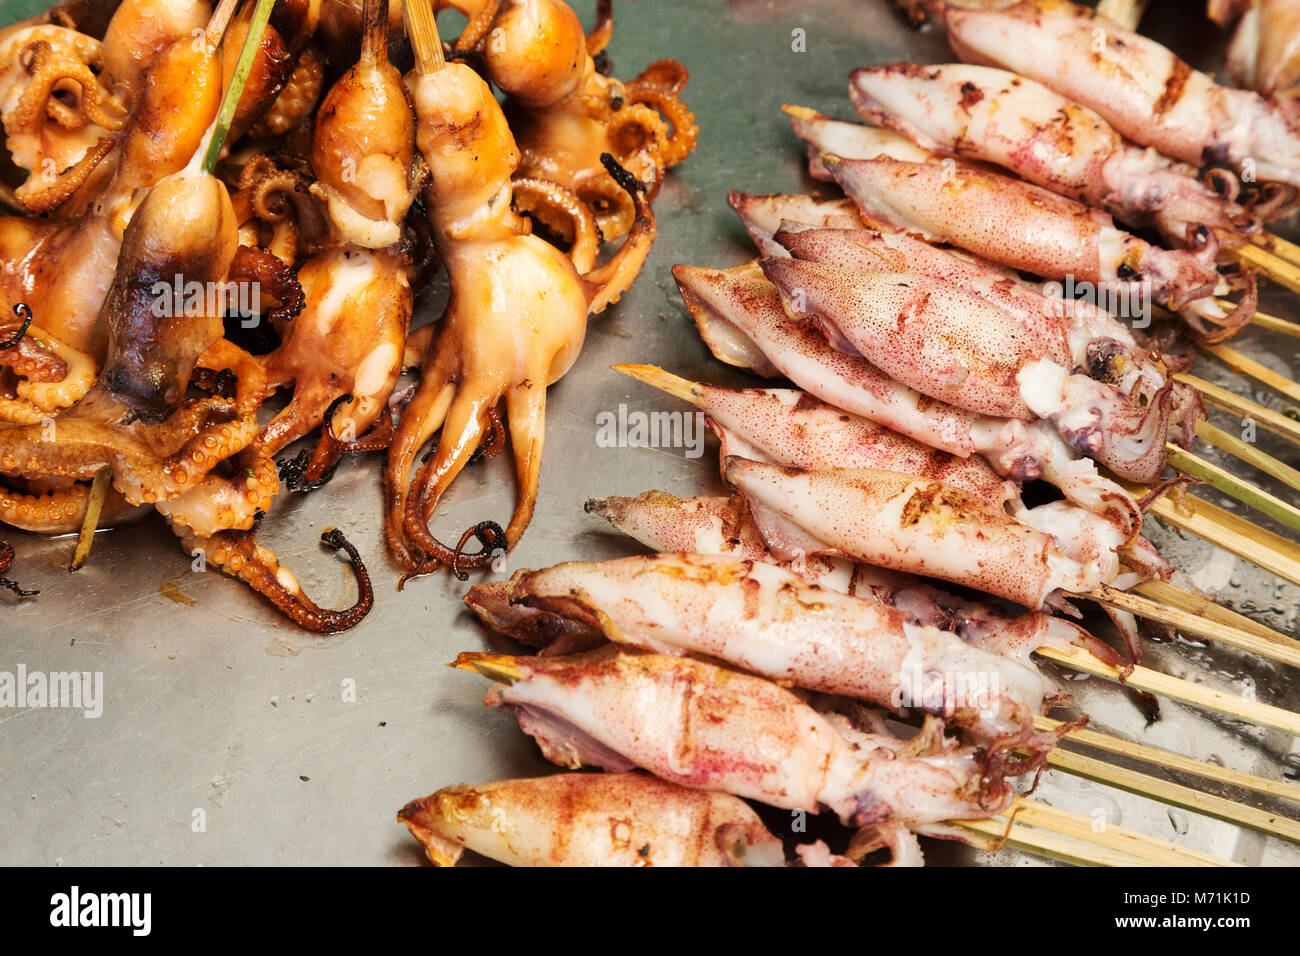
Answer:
0, 303, 33, 350
383, 345, 455, 570
180, 526, 374, 634
585, 0, 613, 56
623, 61, 697, 169
15, 135, 114, 214
401, 381, 506, 574
512, 176, 602, 273
581, 155, 657, 313
0, 538, 37, 599
280, 392, 396, 492
11, 330, 97, 413
228, 244, 306, 324
154, 446, 278, 537
455, 0, 502, 51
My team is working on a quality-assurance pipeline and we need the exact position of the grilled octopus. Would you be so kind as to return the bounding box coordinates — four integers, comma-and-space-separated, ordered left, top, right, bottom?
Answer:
440, 0, 697, 240
387, 14, 655, 582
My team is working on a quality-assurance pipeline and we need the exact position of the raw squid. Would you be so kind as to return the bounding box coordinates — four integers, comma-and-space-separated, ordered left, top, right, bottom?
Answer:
672, 259, 1141, 531
945, 1, 1300, 189
398, 772, 847, 867
821, 154, 1257, 344
461, 646, 1013, 861
848, 62, 1258, 245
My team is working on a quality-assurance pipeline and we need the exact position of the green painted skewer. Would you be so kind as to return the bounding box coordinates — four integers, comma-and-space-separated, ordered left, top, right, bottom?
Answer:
1195, 419, 1300, 496
1167, 444, 1300, 534
201, 0, 277, 175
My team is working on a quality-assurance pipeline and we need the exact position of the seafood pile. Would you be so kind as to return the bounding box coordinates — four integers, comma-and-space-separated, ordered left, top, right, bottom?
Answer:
0, 0, 695, 630
399, 0, 1300, 866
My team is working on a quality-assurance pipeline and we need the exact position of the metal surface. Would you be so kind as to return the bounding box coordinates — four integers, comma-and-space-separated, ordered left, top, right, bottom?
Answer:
2, 0, 1299, 866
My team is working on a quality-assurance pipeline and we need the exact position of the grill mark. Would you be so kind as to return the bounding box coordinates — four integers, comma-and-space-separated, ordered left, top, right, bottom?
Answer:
1153, 58, 1191, 119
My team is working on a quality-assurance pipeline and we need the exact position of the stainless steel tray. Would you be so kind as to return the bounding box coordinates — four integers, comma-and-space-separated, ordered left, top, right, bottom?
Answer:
2, 0, 1297, 866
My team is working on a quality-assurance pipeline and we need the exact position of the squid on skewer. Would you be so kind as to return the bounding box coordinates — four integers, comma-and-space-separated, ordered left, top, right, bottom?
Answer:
672, 260, 1142, 533
723, 459, 1104, 613
944, 1, 1300, 193
848, 63, 1260, 246
760, 257, 1178, 482
821, 154, 1258, 344
505, 553, 1068, 758
388, 8, 655, 581
459, 646, 1015, 865
398, 771, 849, 867
580, 490, 1130, 675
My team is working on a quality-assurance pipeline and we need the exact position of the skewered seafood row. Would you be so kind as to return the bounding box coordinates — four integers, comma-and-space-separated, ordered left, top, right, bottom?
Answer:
580, 490, 1129, 672
817, 154, 1257, 345
847, 62, 1261, 246
945, 1, 1300, 191
0, 0, 685, 631
602, 367, 1173, 657
454, 646, 1014, 865
672, 259, 1143, 532
498, 552, 1073, 758
399, 772, 852, 867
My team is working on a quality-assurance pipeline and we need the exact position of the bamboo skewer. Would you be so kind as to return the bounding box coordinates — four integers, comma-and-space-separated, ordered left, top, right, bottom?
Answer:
1083, 582, 1300, 670
1166, 444, 1300, 534
1258, 232, 1300, 272
1037, 714, 1300, 804
1234, 242, 1300, 296
1176, 372, 1300, 446
1136, 486, 1300, 588
1043, 744, 1300, 845
69, 467, 111, 572
201, 0, 276, 175
1134, 577, 1296, 646
1001, 798, 1234, 866
1201, 342, 1300, 405
1246, 307, 1300, 340
403, 0, 447, 73
1036, 644, 1300, 736
952, 816, 1152, 866
1193, 419, 1300, 495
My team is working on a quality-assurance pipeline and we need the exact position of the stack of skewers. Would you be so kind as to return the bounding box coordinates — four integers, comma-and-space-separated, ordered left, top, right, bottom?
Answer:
401, 0, 1300, 866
